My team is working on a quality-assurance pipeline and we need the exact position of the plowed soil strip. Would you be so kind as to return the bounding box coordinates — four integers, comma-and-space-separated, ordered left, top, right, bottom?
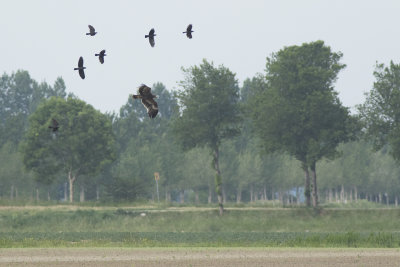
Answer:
1, 248, 400, 267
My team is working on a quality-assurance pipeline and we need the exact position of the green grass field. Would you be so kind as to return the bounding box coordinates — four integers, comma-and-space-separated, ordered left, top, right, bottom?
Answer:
0, 203, 399, 248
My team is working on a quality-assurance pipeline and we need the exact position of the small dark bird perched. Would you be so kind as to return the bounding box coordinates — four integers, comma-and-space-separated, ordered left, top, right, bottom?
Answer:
183, 24, 194, 39
95, 50, 106, 64
74, 56, 86, 79
48, 118, 59, 132
145, 28, 156, 47
86, 25, 97, 36
132, 84, 158, 118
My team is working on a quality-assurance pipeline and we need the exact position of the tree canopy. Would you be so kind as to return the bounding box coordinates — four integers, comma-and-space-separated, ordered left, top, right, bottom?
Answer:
247, 40, 355, 206
21, 97, 116, 202
172, 59, 241, 214
359, 61, 400, 161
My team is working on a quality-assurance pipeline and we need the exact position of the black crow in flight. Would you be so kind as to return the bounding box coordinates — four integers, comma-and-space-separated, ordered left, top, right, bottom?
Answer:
95, 50, 106, 64
183, 24, 193, 39
145, 28, 156, 47
48, 118, 59, 132
86, 25, 97, 36
74, 56, 86, 79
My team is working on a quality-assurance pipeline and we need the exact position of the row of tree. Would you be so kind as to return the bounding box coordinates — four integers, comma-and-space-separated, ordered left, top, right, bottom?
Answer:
1, 40, 400, 214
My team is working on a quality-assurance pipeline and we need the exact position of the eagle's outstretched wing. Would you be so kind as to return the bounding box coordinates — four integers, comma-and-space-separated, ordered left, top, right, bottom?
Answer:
141, 98, 158, 118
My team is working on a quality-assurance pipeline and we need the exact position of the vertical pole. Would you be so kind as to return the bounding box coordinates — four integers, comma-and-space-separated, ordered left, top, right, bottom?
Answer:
156, 179, 159, 203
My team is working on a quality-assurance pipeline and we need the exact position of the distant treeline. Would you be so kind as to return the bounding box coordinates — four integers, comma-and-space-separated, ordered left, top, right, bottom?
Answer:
1, 40, 400, 207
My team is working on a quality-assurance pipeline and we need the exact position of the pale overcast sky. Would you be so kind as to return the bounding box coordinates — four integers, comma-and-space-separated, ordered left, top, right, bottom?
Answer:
1, 0, 399, 113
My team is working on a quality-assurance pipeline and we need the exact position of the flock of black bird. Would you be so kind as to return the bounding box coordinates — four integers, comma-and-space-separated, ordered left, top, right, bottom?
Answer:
51, 24, 194, 132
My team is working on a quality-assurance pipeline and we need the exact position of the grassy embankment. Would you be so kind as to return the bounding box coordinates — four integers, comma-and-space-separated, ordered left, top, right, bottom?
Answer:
0, 201, 399, 247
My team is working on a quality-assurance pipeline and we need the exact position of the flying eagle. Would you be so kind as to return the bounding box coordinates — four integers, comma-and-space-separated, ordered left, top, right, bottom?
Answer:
183, 24, 193, 39
48, 118, 59, 132
74, 56, 86, 79
132, 84, 158, 118
86, 25, 97, 36
95, 50, 106, 64
145, 28, 156, 47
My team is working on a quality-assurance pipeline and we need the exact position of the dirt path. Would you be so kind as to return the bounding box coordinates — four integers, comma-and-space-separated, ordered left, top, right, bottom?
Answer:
1, 248, 400, 266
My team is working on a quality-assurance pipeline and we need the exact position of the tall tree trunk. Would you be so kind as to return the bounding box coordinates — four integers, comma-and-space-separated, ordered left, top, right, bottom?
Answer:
250, 184, 254, 202
236, 187, 242, 203
179, 191, 184, 203
213, 147, 224, 215
47, 190, 50, 201
64, 182, 68, 202
340, 185, 344, 203
349, 189, 353, 202
302, 163, 311, 207
310, 161, 318, 207
264, 185, 268, 201
385, 193, 389, 206
10, 185, 14, 200
335, 188, 339, 203
271, 188, 275, 206
354, 186, 358, 202
36, 188, 39, 202
222, 186, 226, 203
296, 187, 300, 205
379, 193, 382, 204
68, 171, 76, 203
395, 196, 398, 207
165, 188, 169, 202
208, 183, 212, 204
195, 190, 199, 204
96, 185, 100, 201
80, 185, 85, 202
15, 187, 18, 200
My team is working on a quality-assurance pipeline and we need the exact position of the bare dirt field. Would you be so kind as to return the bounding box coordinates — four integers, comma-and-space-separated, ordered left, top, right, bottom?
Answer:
1, 248, 400, 267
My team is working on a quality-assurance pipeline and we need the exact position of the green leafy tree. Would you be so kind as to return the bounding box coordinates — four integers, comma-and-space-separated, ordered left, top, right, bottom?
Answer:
111, 82, 181, 202
359, 61, 400, 160
0, 142, 34, 199
172, 59, 241, 214
318, 141, 374, 201
21, 97, 116, 202
151, 82, 178, 120
358, 61, 400, 204
247, 41, 355, 207
180, 147, 214, 203
0, 71, 67, 147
